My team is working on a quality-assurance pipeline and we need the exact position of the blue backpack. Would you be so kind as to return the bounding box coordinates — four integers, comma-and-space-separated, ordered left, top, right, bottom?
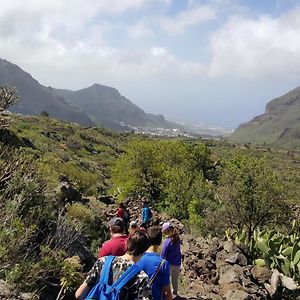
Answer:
85, 256, 142, 300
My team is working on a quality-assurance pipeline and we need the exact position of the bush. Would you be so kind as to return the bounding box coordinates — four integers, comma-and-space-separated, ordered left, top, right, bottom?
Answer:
217, 155, 290, 241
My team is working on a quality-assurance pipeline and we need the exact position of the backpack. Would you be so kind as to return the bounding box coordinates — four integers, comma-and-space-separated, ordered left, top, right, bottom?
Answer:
85, 256, 142, 300
148, 207, 152, 219
123, 209, 130, 224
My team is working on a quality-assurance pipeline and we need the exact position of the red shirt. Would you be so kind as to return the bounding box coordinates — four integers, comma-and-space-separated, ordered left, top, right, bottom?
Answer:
98, 235, 128, 258
116, 208, 125, 218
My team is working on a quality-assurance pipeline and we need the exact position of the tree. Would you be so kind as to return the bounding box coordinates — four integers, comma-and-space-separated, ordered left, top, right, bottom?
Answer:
217, 155, 289, 241
40, 110, 49, 117
110, 139, 215, 220
0, 86, 19, 128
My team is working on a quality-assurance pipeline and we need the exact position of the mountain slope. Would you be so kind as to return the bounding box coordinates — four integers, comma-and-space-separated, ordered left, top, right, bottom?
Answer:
54, 84, 172, 130
0, 58, 94, 126
230, 86, 300, 148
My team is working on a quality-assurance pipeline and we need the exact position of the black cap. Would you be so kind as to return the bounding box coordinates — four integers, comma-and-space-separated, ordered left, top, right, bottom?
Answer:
108, 217, 124, 228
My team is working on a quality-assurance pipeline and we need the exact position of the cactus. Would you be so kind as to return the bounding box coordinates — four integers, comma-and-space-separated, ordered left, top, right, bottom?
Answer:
227, 220, 300, 284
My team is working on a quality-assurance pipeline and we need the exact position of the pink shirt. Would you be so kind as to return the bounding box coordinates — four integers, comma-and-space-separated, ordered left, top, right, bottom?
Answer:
98, 235, 128, 258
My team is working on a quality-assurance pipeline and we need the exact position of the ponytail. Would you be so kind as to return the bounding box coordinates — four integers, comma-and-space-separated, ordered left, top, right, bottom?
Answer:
171, 228, 179, 244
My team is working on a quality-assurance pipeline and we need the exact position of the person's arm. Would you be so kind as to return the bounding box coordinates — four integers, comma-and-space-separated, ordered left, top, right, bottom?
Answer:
75, 282, 90, 299
162, 284, 172, 300
75, 259, 104, 299
142, 208, 146, 222
107, 209, 118, 217
98, 242, 108, 258
161, 260, 171, 300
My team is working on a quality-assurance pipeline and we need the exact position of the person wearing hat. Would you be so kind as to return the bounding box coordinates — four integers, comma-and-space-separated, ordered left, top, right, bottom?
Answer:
161, 222, 182, 298
129, 220, 139, 234
97, 217, 128, 258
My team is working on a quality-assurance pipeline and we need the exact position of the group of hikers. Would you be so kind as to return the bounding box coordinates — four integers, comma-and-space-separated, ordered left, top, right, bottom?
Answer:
75, 201, 182, 300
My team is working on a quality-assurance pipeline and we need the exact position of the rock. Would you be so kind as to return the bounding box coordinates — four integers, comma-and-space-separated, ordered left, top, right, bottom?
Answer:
251, 266, 272, 284
280, 273, 299, 290
223, 289, 253, 300
0, 280, 37, 299
219, 269, 241, 285
223, 240, 238, 253
98, 195, 115, 205
225, 253, 247, 266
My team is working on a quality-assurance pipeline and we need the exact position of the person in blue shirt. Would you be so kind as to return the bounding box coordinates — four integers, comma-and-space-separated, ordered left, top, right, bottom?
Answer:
139, 226, 172, 300
141, 201, 152, 229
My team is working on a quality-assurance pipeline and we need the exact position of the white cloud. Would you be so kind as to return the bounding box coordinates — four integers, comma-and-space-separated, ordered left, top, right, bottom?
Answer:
160, 6, 216, 35
127, 22, 154, 39
209, 7, 300, 78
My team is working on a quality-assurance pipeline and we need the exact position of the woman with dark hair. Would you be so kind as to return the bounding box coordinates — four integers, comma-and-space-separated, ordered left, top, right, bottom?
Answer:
161, 222, 182, 298
75, 229, 152, 299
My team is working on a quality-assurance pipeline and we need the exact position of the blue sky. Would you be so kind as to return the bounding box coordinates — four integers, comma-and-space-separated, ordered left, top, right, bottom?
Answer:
0, 0, 300, 128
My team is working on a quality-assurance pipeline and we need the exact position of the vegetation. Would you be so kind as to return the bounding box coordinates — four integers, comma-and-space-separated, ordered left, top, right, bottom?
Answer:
227, 221, 300, 285
217, 155, 289, 241
110, 139, 217, 220
0, 101, 299, 296
0, 86, 19, 128
230, 86, 300, 148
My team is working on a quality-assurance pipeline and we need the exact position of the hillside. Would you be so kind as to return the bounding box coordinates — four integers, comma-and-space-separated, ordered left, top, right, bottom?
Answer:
55, 84, 173, 130
0, 58, 174, 131
1, 114, 131, 197
0, 113, 299, 299
0, 58, 94, 126
230, 86, 300, 148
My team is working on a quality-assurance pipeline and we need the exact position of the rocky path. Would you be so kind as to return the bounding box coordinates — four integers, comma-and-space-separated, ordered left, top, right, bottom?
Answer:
103, 196, 300, 299
116, 197, 273, 300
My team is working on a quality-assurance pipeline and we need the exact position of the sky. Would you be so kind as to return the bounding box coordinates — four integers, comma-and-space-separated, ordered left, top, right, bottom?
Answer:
1, 0, 300, 128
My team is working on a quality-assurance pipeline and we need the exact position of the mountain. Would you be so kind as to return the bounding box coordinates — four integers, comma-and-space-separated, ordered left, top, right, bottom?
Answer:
0, 58, 174, 130
0, 58, 94, 126
54, 84, 173, 130
230, 86, 300, 148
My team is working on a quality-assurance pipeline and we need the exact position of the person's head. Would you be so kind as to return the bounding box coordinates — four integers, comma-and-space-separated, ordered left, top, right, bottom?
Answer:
162, 222, 174, 236
162, 222, 179, 243
126, 229, 150, 257
129, 220, 139, 234
108, 217, 125, 234
147, 226, 162, 246
119, 202, 125, 209
143, 201, 148, 208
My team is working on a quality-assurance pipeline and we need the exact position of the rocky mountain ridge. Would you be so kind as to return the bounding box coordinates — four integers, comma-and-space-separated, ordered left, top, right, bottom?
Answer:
54, 84, 173, 131
230, 86, 300, 148
0, 58, 94, 126
0, 58, 175, 131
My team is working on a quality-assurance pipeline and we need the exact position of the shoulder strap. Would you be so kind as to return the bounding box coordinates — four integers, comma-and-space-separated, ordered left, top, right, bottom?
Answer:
149, 259, 165, 286
99, 256, 115, 284
110, 263, 142, 292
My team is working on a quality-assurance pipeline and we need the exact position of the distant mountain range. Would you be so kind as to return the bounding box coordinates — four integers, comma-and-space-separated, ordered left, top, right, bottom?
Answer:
0, 58, 174, 130
0, 58, 93, 126
230, 86, 300, 148
54, 84, 173, 131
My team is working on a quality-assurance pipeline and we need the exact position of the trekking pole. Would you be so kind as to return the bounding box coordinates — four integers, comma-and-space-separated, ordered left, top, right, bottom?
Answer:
55, 285, 64, 300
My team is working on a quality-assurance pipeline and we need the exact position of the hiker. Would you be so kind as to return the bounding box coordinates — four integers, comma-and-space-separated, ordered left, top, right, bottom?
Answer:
98, 217, 128, 258
75, 229, 152, 300
139, 226, 172, 300
108, 203, 130, 230
108, 202, 126, 219
161, 222, 182, 298
141, 201, 152, 229
129, 220, 139, 234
